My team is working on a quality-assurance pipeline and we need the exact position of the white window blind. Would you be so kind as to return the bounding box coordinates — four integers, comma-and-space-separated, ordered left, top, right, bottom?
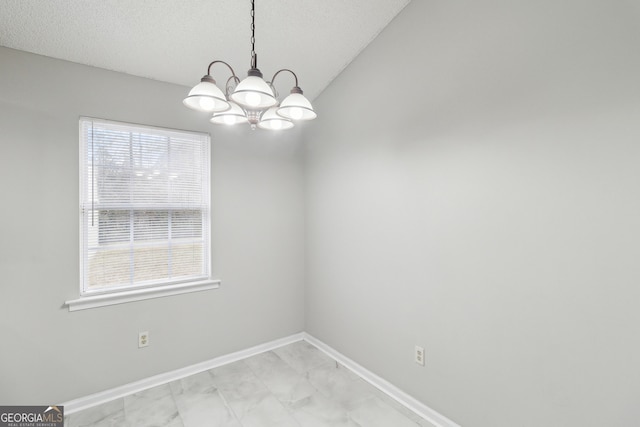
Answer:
79, 118, 211, 295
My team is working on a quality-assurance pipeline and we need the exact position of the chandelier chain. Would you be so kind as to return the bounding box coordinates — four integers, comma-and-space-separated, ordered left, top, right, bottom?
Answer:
250, 0, 256, 68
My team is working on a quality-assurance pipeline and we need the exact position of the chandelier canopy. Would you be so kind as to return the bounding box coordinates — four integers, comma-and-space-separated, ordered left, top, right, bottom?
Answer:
183, 0, 317, 130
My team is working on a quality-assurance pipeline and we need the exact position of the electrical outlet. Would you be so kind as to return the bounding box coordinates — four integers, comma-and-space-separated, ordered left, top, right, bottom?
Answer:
415, 345, 425, 366
139, 331, 149, 348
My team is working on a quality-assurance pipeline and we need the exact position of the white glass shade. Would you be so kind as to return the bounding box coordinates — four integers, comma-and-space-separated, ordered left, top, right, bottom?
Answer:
183, 79, 230, 113
277, 92, 317, 120
230, 76, 277, 109
210, 101, 249, 125
257, 107, 294, 130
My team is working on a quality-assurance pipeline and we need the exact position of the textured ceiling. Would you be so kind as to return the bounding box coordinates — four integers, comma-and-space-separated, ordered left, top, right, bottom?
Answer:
0, 0, 410, 100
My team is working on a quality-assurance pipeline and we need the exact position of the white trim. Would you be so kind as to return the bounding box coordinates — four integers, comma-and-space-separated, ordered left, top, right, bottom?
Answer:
61, 332, 304, 414
77, 117, 212, 302
303, 333, 462, 427
61, 332, 459, 426
65, 279, 221, 311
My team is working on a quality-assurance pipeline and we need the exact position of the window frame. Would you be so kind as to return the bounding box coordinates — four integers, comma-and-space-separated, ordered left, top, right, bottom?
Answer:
66, 117, 219, 311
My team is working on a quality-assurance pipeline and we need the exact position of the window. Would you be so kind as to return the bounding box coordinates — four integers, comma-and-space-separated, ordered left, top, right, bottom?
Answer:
71, 118, 216, 310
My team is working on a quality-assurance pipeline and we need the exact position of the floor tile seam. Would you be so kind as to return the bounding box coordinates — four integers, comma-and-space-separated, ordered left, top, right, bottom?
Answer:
368, 388, 428, 426
299, 360, 353, 407
270, 346, 302, 375
272, 409, 305, 427
212, 364, 285, 426
299, 356, 421, 426
214, 386, 244, 426
208, 360, 272, 397
288, 391, 363, 427
77, 398, 125, 426
244, 350, 303, 382
304, 359, 365, 400
238, 348, 315, 426
122, 396, 131, 423
168, 409, 185, 427
216, 383, 271, 409
123, 405, 185, 426
260, 365, 319, 407
166, 377, 210, 427
350, 394, 425, 427
243, 351, 291, 388
227, 390, 303, 427
367, 390, 430, 426
344, 409, 364, 427
241, 353, 310, 413
276, 344, 330, 375
124, 385, 184, 427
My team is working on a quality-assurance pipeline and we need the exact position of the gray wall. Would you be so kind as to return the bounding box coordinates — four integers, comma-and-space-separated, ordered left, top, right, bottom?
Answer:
0, 46, 305, 404
304, 1, 640, 426
3, 0, 640, 424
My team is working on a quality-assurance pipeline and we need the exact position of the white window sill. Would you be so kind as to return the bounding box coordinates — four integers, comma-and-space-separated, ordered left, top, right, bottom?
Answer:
65, 279, 221, 312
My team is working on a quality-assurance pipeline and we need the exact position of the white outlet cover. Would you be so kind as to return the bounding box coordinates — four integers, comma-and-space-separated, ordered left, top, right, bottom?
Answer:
139, 331, 149, 348
415, 345, 425, 366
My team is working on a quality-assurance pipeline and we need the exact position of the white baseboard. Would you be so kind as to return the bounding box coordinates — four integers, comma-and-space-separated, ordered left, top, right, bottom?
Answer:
62, 332, 304, 414
63, 331, 460, 427
303, 333, 461, 427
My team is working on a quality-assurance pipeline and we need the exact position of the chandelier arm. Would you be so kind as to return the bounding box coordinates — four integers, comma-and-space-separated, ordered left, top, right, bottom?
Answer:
270, 69, 299, 89
224, 75, 241, 96
207, 60, 239, 80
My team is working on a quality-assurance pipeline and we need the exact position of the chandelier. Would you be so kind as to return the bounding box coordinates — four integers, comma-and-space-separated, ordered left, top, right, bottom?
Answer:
183, 0, 317, 130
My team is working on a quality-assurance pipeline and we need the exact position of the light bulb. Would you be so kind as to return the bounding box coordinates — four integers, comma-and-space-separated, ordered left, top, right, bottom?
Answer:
289, 107, 303, 120
223, 115, 238, 125
199, 97, 215, 111
271, 120, 283, 130
245, 92, 261, 107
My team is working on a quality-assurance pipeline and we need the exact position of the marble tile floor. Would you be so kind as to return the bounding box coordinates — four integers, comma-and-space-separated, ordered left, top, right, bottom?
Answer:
65, 341, 436, 427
